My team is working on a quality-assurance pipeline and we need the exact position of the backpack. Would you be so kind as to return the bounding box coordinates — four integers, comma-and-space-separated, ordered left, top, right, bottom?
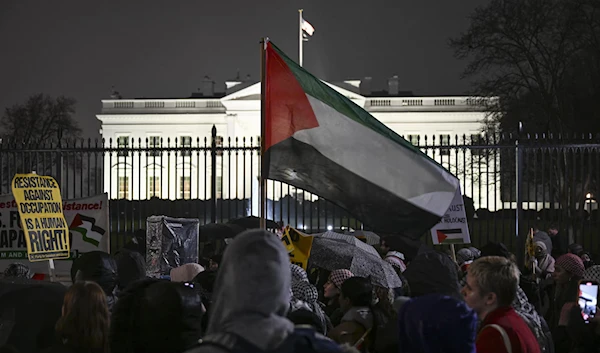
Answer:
195, 326, 343, 353
518, 311, 554, 353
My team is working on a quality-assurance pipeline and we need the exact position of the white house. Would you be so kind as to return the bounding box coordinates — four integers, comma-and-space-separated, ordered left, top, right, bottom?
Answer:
97, 76, 499, 212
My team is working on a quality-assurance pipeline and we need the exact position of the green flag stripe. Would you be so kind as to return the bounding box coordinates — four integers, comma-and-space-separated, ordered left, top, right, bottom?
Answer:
269, 42, 451, 174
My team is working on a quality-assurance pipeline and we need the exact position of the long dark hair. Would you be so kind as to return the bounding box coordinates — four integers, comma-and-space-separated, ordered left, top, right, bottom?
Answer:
56, 281, 110, 353
340, 277, 391, 350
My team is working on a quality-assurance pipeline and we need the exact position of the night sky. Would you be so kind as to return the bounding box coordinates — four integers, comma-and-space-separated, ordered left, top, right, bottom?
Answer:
0, 0, 486, 138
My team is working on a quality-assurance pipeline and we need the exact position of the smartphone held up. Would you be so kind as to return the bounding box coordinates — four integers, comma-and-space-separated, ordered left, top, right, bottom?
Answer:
578, 280, 599, 323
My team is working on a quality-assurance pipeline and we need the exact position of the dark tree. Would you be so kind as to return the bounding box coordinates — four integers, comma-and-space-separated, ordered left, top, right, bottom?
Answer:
0, 94, 82, 191
1, 94, 81, 146
450, 0, 600, 134
450, 0, 600, 233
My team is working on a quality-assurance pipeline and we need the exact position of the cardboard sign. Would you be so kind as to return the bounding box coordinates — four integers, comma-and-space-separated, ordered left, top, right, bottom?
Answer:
430, 186, 471, 245
281, 226, 314, 270
0, 193, 109, 275
11, 174, 70, 261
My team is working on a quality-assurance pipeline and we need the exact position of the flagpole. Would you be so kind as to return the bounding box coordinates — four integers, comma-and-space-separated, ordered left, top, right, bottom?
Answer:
298, 9, 303, 67
260, 37, 269, 230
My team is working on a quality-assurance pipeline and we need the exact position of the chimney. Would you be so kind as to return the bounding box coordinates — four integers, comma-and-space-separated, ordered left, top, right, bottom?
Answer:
201, 75, 215, 97
359, 77, 372, 96
388, 75, 399, 96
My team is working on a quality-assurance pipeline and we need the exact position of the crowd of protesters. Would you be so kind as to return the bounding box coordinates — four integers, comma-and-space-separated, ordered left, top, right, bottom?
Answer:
1, 224, 599, 353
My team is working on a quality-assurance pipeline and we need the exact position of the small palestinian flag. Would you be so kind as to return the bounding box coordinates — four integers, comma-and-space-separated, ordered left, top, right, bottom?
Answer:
69, 214, 105, 247
263, 41, 459, 238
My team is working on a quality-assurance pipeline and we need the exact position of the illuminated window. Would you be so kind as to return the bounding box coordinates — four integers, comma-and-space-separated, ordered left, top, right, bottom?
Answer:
148, 176, 160, 198
180, 176, 191, 199
117, 136, 129, 157
440, 134, 451, 156
118, 176, 129, 199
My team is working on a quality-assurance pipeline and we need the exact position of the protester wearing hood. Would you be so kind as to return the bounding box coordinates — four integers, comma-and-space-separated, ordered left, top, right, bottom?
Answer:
111, 279, 205, 353
532, 241, 555, 280
71, 251, 118, 311
290, 264, 309, 283
534, 229, 553, 256
186, 230, 343, 353
288, 264, 327, 331
398, 294, 478, 353
291, 280, 328, 334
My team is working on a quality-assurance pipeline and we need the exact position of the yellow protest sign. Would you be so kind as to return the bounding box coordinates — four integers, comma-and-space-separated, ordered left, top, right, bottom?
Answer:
11, 174, 70, 262
281, 226, 313, 270
280, 228, 296, 253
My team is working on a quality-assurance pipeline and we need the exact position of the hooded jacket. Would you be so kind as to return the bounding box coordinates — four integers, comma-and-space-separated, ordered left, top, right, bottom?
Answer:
187, 230, 295, 353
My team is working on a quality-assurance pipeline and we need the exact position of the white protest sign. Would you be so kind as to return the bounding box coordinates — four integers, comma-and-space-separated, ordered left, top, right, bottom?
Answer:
0, 193, 110, 276
430, 186, 471, 245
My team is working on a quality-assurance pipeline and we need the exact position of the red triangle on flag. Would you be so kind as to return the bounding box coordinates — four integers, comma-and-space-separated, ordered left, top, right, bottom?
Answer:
265, 42, 319, 151
436, 230, 448, 243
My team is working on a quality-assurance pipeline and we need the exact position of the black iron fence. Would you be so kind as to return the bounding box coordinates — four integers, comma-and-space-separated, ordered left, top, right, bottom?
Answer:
2, 129, 600, 256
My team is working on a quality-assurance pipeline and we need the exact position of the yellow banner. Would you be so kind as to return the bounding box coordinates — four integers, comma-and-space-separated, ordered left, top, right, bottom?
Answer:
281, 226, 313, 270
11, 174, 70, 262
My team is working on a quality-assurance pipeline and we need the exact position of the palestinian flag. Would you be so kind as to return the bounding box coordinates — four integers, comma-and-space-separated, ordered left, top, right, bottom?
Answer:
263, 41, 459, 239
69, 214, 106, 247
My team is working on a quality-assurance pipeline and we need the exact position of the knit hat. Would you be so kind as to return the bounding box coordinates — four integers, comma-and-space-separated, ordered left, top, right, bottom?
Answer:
170, 263, 205, 283
3, 263, 33, 279
556, 253, 585, 278
290, 264, 309, 283
469, 247, 481, 259
583, 265, 600, 282
456, 248, 474, 267
385, 257, 407, 273
385, 251, 405, 261
385, 251, 407, 272
329, 269, 354, 288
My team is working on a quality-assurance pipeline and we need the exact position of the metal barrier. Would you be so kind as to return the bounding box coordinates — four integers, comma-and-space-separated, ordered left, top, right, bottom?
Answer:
2, 129, 599, 255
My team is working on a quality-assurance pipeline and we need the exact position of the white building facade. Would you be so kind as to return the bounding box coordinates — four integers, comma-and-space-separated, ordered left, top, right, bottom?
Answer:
97, 78, 499, 212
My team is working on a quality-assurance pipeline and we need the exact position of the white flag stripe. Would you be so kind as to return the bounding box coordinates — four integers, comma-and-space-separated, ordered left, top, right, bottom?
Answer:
80, 220, 103, 242
301, 18, 315, 36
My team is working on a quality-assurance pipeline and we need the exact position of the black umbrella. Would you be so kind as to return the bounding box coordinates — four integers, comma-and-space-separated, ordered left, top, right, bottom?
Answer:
0, 278, 66, 353
228, 216, 279, 230
200, 223, 245, 241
